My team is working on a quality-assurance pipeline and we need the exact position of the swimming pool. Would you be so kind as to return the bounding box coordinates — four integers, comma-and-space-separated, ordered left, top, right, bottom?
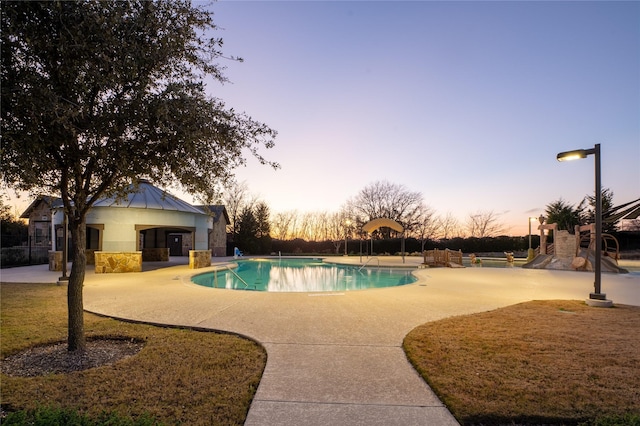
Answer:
191, 258, 417, 292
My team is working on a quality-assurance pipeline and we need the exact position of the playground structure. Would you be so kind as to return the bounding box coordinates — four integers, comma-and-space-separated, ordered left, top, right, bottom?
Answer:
523, 222, 628, 273
422, 248, 464, 268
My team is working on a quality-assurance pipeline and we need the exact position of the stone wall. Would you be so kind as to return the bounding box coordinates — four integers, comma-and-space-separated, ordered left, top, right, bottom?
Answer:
50, 250, 96, 269
28, 200, 53, 247
210, 218, 228, 257
189, 250, 211, 269
554, 230, 577, 259
142, 248, 170, 262
94, 251, 142, 273
48, 251, 63, 271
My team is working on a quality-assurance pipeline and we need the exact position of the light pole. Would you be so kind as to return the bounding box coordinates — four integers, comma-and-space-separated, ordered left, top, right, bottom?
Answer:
344, 219, 351, 256
557, 143, 611, 307
526, 217, 537, 262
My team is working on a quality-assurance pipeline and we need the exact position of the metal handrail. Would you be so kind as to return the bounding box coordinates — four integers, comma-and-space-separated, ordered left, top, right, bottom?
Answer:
358, 256, 380, 272
225, 265, 249, 288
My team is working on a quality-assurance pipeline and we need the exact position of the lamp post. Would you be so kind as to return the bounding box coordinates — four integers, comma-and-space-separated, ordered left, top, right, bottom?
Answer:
557, 143, 611, 307
527, 217, 537, 262
344, 219, 351, 256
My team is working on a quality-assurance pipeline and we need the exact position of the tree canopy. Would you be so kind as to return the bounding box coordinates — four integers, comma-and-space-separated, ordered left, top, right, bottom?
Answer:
544, 198, 583, 233
1, 0, 277, 350
346, 181, 424, 238
1, 1, 277, 205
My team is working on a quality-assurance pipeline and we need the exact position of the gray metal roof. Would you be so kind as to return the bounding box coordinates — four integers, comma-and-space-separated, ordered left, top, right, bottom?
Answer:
93, 180, 205, 214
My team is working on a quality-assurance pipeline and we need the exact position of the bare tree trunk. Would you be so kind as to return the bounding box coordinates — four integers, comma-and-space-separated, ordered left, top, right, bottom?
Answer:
67, 216, 87, 352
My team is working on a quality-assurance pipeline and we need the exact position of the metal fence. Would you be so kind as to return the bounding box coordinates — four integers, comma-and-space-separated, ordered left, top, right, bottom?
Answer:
1, 245, 50, 268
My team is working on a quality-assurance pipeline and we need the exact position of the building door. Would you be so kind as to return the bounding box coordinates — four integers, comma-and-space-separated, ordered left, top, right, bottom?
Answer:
168, 235, 182, 256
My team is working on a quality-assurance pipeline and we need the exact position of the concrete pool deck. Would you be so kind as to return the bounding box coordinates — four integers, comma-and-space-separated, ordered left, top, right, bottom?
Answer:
2, 257, 639, 425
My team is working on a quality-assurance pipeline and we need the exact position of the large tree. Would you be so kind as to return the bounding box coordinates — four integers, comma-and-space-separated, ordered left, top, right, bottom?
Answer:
412, 203, 438, 251
347, 181, 423, 238
1, 1, 277, 351
465, 210, 505, 238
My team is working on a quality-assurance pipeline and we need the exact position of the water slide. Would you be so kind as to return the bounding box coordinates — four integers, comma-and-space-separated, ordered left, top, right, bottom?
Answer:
522, 250, 628, 273
577, 248, 628, 274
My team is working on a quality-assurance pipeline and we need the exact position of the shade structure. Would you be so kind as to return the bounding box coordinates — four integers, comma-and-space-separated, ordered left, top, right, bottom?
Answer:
361, 218, 404, 234
604, 198, 640, 223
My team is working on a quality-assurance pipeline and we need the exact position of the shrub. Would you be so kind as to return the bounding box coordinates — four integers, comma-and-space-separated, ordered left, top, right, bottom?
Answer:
0, 247, 28, 268
3, 406, 163, 426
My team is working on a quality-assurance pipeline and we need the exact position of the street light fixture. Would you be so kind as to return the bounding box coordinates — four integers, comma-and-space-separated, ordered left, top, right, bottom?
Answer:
557, 143, 611, 307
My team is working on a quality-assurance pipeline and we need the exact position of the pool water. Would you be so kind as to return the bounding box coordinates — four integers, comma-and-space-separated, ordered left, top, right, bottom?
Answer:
191, 258, 417, 292
461, 258, 528, 268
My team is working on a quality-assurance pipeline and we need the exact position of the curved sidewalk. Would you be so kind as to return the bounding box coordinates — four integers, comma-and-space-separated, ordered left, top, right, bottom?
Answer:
2, 258, 639, 425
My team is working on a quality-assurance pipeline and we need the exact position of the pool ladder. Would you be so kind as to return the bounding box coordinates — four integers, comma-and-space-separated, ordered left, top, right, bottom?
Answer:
358, 257, 380, 272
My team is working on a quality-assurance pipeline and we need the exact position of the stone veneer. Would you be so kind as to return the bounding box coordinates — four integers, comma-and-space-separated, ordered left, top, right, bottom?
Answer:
94, 251, 142, 273
189, 250, 211, 269
554, 230, 577, 260
142, 248, 170, 262
48, 251, 63, 271
50, 250, 97, 270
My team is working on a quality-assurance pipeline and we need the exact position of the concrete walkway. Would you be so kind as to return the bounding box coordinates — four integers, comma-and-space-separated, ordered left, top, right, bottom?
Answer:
2, 257, 639, 425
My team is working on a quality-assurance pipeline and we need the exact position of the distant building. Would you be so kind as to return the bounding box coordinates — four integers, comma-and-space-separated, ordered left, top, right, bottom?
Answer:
195, 205, 230, 257
19, 180, 229, 269
19, 195, 58, 248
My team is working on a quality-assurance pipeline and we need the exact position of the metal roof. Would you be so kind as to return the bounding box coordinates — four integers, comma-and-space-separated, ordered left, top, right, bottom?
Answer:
93, 180, 205, 214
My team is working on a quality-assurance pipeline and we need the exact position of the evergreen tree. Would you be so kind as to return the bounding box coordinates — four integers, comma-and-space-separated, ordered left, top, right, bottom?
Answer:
583, 188, 617, 233
255, 202, 272, 254
545, 199, 583, 234
0, 196, 27, 247
236, 207, 260, 254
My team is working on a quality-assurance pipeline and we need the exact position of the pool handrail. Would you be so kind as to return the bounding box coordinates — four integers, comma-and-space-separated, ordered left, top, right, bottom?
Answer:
225, 264, 250, 288
358, 256, 380, 272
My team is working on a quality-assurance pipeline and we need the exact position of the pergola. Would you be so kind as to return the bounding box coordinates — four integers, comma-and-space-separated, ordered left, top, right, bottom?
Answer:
361, 218, 406, 263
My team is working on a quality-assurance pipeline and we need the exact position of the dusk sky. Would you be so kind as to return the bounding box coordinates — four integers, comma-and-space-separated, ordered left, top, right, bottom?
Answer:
203, 0, 639, 236
4, 1, 638, 237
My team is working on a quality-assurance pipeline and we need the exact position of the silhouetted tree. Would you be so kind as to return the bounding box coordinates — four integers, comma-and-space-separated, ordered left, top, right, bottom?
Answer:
583, 188, 617, 233
465, 210, 505, 238
545, 199, 583, 233
347, 181, 423, 238
0, 195, 27, 247
236, 206, 260, 254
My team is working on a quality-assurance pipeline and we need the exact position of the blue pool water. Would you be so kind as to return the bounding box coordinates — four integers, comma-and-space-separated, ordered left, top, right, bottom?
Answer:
191, 258, 417, 292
